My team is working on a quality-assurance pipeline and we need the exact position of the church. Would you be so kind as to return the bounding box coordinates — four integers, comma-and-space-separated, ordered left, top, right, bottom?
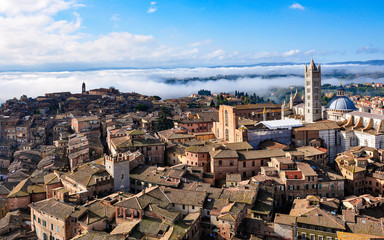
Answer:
282, 58, 323, 123
286, 59, 384, 158
286, 59, 359, 123
213, 59, 384, 162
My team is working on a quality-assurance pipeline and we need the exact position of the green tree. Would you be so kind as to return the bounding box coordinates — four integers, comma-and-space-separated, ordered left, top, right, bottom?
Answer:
155, 107, 174, 131
153, 95, 162, 101
135, 104, 150, 112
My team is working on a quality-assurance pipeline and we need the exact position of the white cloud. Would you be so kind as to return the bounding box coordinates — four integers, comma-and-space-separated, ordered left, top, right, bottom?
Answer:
0, 0, 331, 70
147, 1, 157, 13
203, 49, 226, 60
282, 49, 300, 57
304, 49, 316, 56
356, 45, 382, 54
1, 63, 382, 103
0, 0, 75, 16
110, 14, 120, 29
188, 39, 212, 47
289, 3, 305, 10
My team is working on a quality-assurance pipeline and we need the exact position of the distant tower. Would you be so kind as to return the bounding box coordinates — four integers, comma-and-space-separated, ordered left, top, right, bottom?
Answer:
304, 59, 322, 123
281, 101, 286, 120
263, 107, 267, 121
104, 153, 131, 192
82, 82, 86, 94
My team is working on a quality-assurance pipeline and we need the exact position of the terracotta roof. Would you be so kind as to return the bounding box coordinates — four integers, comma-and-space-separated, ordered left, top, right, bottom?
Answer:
211, 149, 238, 159
297, 207, 345, 230
129, 166, 184, 187
294, 120, 341, 131
238, 149, 285, 160
296, 162, 317, 176
185, 145, 210, 153
74, 231, 126, 240
223, 142, 253, 151
274, 213, 296, 226
233, 103, 281, 110
337, 232, 384, 240
8, 177, 45, 198
29, 198, 87, 220
219, 187, 257, 205
62, 163, 110, 188
110, 220, 141, 235
346, 217, 384, 237
218, 202, 246, 222
296, 146, 326, 157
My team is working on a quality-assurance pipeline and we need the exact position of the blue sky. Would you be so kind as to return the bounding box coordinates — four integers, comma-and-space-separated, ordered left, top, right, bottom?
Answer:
0, 0, 383, 70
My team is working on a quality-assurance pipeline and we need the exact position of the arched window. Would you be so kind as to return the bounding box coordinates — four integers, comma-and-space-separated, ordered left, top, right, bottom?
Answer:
225, 129, 229, 141
225, 110, 228, 127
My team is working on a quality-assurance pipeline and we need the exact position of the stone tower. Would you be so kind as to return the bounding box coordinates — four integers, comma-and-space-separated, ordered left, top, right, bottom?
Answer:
104, 153, 131, 192
304, 59, 322, 123
82, 82, 86, 94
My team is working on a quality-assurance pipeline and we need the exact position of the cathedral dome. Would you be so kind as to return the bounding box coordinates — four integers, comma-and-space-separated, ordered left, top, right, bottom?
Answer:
327, 96, 357, 111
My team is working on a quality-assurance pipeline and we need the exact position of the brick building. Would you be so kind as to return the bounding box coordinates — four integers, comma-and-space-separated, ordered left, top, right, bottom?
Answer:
71, 116, 100, 133
213, 104, 282, 143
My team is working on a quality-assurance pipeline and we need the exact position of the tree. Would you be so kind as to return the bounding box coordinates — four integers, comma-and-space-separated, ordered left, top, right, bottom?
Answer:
244, 96, 250, 105
153, 95, 162, 101
155, 107, 174, 131
135, 104, 150, 112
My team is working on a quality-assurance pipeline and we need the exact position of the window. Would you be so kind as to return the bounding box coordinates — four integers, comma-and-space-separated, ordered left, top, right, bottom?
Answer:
318, 236, 323, 240
183, 205, 185, 210
219, 160, 222, 166
121, 174, 124, 179
43, 220, 46, 227
38, 218, 41, 224
302, 233, 306, 239
243, 162, 246, 168
296, 185, 300, 190
225, 110, 228, 127
319, 184, 322, 189
33, 214, 36, 220
252, 161, 255, 167
230, 161, 234, 166
310, 234, 315, 240
57, 226, 59, 233
51, 224, 53, 231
